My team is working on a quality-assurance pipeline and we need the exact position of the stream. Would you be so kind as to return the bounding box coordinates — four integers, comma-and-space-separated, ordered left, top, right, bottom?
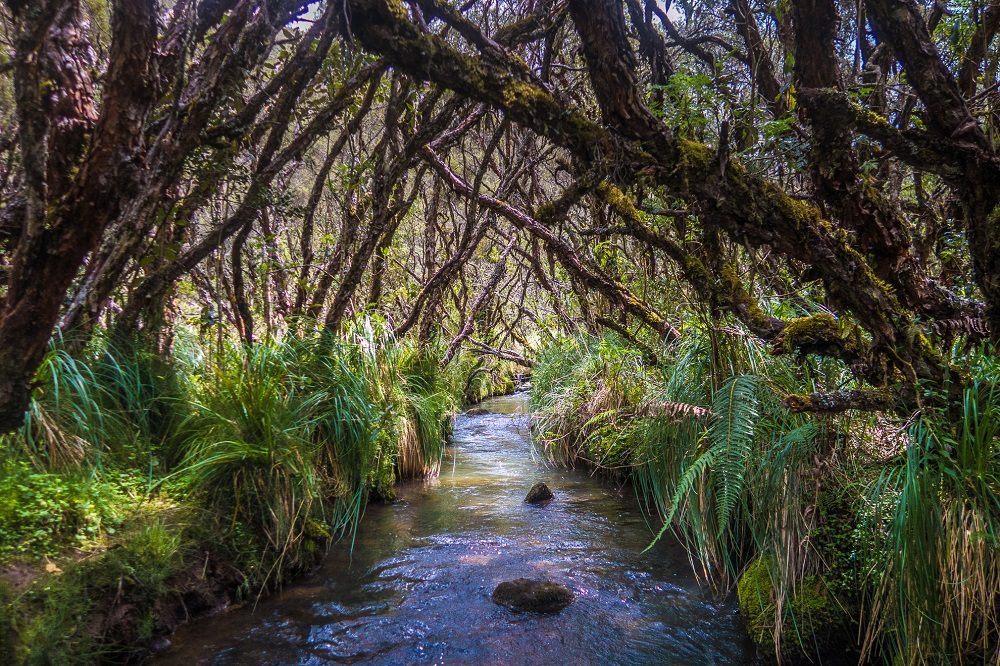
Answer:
154, 392, 754, 665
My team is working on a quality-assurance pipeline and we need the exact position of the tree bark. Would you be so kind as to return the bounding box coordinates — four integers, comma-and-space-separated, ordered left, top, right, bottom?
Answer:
0, 0, 158, 433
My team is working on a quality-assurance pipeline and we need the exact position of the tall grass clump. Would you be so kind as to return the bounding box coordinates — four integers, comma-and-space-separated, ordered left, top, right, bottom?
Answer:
396, 340, 458, 478
7, 341, 110, 470
862, 379, 1000, 664
1, 333, 191, 475
172, 324, 458, 586
173, 341, 334, 585
530, 333, 650, 471
448, 351, 518, 404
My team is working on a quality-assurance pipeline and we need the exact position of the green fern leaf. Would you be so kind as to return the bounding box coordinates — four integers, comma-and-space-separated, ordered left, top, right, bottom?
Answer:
708, 374, 759, 538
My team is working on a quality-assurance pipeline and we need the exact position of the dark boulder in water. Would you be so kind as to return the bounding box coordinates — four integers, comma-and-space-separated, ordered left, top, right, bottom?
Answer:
524, 482, 554, 504
492, 578, 574, 613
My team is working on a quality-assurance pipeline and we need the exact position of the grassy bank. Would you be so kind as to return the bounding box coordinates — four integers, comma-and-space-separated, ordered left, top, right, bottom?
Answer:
530, 330, 1000, 665
0, 324, 515, 664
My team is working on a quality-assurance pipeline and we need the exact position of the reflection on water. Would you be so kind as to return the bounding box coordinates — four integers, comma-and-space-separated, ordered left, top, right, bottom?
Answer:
154, 391, 754, 665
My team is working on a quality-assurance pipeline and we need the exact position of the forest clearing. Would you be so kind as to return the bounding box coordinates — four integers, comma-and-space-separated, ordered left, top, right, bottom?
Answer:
1, 0, 999, 663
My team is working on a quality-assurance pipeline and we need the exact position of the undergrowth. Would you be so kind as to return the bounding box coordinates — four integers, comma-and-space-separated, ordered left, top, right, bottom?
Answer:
0, 321, 512, 663
531, 329, 1000, 665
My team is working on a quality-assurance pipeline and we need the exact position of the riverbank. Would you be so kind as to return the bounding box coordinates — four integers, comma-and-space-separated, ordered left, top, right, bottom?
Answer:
529, 332, 1000, 664
0, 329, 518, 663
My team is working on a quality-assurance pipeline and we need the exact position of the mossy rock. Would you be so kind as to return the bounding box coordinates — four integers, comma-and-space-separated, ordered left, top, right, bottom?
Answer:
737, 557, 849, 662
738, 557, 777, 650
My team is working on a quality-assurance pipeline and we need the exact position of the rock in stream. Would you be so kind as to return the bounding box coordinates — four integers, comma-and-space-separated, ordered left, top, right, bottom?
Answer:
524, 482, 554, 504
491, 578, 575, 613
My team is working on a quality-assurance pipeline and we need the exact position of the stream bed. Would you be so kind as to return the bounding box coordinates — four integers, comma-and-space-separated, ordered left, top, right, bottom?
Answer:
154, 392, 754, 665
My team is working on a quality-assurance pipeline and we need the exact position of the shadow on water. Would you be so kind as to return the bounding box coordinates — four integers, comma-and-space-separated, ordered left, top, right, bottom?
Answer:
153, 391, 755, 665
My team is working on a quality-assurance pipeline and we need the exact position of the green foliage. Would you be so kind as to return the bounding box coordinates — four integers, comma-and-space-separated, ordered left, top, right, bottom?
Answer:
91, 334, 191, 470
5, 507, 190, 665
651, 70, 725, 140
530, 333, 648, 470
1, 322, 468, 660
0, 462, 125, 560
170, 326, 458, 585
532, 330, 1000, 665
647, 374, 763, 570
736, 557, 775, 649
530, 328, 856, 659
447, 351, 517, 405
531, 328, 823, 577
398, 343, 458, 475
7, 343, 108, 470
641, 330, 822, 578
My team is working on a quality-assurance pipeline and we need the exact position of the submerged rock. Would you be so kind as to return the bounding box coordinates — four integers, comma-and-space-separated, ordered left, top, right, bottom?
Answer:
492, 578, 574, 613
465, 407, 492, 416
524, 482, 554, 504
148, 636, 172, 654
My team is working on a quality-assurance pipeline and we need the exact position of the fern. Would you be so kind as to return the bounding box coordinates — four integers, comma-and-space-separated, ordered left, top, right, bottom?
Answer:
644, 437, 717, 551
644, 375, 759, 556
709, 374, 759, 538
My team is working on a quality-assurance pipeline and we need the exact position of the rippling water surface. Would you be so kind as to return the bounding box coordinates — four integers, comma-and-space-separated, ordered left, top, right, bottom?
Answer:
155, 392, 754, 665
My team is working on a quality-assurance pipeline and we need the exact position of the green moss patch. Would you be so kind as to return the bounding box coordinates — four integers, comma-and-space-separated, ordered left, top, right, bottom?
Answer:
737, 557, 849, 661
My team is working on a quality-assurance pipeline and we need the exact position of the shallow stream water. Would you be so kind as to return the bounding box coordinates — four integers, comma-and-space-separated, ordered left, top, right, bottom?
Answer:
155, 392, 754, 665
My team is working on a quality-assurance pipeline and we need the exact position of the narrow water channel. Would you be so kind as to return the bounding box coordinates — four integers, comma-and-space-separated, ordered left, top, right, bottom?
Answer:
155, 392, 754, 665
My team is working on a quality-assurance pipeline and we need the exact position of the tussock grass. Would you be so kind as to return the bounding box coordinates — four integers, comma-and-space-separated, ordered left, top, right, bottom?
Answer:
862, 380, 1000, 664
446, 350, 519, 405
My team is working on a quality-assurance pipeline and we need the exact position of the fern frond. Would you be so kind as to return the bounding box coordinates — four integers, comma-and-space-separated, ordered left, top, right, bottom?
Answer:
644, 438, 718, 552
635, 400, 711, 420
708, 374, 759, 538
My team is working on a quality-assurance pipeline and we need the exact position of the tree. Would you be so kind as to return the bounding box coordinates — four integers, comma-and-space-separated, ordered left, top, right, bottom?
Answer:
336, 0, 997, 414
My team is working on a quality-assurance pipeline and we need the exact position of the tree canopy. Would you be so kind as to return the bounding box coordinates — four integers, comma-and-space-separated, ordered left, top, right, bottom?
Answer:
2, 0, 999, 430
